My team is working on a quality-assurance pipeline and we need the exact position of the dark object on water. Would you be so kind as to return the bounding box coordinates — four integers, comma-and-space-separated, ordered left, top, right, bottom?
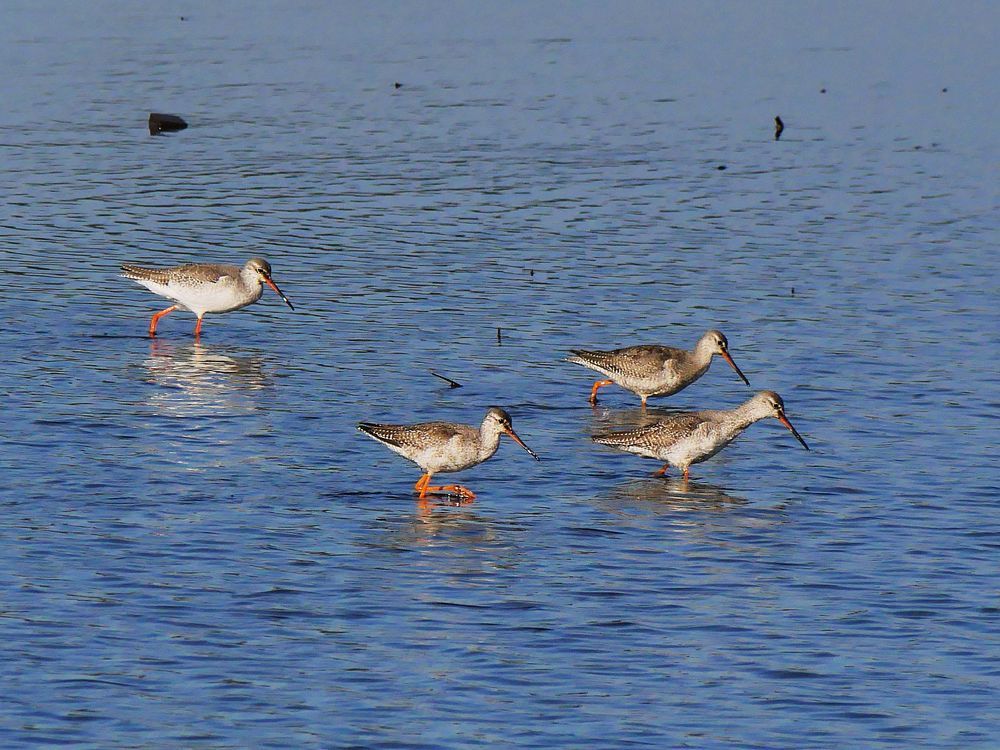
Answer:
791, 287, 795, 296
149, 113, 188, 135
497, 327, 502, 344
774, 116, 784, 141
394, 82, 402, 89
430, 370, 462, 388
820, 87, 826, 94
717, 165, 727, 171
941, 87, 948, 93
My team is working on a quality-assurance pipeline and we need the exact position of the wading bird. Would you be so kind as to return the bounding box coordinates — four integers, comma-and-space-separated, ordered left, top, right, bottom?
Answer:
359, 407, 539, 501
568, 329, 750, 407
592, 391, 809, 479
121, 257, 293, 337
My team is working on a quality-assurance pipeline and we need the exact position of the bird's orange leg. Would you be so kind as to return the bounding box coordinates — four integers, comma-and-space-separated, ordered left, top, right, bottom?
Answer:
641, 395, 648, 408
193, 315, 205, 338
414, 473, 475, 503
149, 305, 178, 336
424, 484, 476, 502
589, 379, 615, 405
682, 467, 690, 480
652, 463, 670, 477
414, 474, 432, 498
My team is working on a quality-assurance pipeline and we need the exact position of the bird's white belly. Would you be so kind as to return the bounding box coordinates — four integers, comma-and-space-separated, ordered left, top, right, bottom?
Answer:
667, 426, 738, 467
623, 372, 679, 396
647, 364, 708, 397
140, 279, 259, 316
416, 439, 480, 474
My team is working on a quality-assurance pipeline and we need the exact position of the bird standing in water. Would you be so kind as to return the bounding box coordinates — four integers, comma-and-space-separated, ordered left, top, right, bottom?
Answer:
568, 329, 750, 407
358, 407, 539, 501
121, 257, 294, 337
592, 391, 809, 479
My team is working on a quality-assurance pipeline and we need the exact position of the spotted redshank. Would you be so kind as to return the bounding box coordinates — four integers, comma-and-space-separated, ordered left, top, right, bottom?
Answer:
120, 257, 294, 337
592, 390, 809, 479
358, 407, 539, 501
568, 329, 750, 406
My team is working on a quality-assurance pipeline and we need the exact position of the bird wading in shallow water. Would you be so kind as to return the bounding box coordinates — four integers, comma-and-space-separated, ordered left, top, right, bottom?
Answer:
358, 407, 539, 502
592, 390, 809, 479
120, 257, 294, 337
568, 329, 750, 407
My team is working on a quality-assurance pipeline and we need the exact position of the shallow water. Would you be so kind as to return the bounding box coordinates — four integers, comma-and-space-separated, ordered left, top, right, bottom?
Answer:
1, 2, 998, 747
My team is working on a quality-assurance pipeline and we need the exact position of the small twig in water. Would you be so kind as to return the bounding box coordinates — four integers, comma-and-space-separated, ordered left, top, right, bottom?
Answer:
430, 370, 462, 388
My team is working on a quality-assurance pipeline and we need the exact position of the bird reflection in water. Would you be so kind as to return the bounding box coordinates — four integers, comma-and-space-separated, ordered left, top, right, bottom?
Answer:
384, 506, 496, 552
596, 476, 750, 516
142, 339, 271, 417
586, 405, 685, 433
592, 477, 783, 556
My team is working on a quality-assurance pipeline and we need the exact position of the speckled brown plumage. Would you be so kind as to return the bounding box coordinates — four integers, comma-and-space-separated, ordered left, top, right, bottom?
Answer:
121, 262, 244, 287
358, 421, 479, 454
569, 345, 687, 381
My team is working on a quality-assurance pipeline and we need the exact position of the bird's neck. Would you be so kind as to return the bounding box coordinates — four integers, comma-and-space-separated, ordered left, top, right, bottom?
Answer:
729, 399, 770, 431
240, 266, 264, 289
240, 267, 265, 297
478, 424, 503, 460
691, 339, 716, 368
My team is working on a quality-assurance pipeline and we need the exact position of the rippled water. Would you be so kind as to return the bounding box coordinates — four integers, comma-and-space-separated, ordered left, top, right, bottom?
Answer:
2, 2, 998, 747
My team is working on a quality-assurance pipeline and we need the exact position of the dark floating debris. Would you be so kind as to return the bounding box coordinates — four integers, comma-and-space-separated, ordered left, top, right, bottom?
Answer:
497, 327, 502, 344
430, 370, 462, 388
774, 115, 784, 141
717, 165, 727, 171
791, 287, 795, 296
149, 113, 188, 135
820, 87, 827, 94
394, 82, 402, 89
941, 87, 948, 93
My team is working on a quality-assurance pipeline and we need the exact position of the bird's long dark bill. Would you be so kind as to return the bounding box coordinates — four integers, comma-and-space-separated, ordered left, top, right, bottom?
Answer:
265, 277, 295, 310
778, 414, 810, 451
505, 428, 540, 460
721, 351, 750, 386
